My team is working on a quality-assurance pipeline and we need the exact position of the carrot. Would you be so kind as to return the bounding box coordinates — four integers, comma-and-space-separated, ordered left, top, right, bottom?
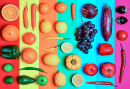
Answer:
42, 37, 70, 40
31, 3, 36, 31
23, 2, 28, 29
72, 3, 76, 24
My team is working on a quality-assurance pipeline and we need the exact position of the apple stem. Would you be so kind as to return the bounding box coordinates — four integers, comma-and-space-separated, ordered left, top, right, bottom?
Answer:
107, 69, 111, 72
90, 69, 93, 72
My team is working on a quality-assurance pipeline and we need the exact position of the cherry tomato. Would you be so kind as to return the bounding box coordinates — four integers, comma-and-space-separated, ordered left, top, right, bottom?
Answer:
84, 63, 98, 76
117, 30, 128, 41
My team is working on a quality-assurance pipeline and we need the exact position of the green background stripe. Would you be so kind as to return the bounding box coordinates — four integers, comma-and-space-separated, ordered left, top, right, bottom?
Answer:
58, 0, 78, 89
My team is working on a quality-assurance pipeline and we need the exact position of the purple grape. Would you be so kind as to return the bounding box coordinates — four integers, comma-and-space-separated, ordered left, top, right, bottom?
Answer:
76, 36, 82, 41
88, 21, 92, 25
90, 24, 95, 28
83, 29, 88, 34
77, 28, 82, 32
90, 32, 95, 38
86, 42, 91, 46
81, 48, 85, 51
78, 42, 81, 45
82, 37, 86, 40
85, 36, 90, 40
89, 28, 94, 32
75, 33, 79, 36
87, 24, 91, 28
77, 31, 82, 35
81, 41, 86, 45
91, 38, 94, 42
85, 22, 88, 25
78, 44, 82, 48
85, 46, 89, 49
84, 49, 88, 54
93, 29, 98, 33
89, 45, 92, 49
83, 25, 88, 29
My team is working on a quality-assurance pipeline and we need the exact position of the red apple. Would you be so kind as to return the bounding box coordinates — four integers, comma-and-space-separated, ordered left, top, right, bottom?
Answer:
84, 63, 98, 76
101, 63, 116, 78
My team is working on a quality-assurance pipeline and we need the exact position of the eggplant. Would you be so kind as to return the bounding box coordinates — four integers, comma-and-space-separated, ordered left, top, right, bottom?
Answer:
116, 16, 128, 24
103, 3, 112, 42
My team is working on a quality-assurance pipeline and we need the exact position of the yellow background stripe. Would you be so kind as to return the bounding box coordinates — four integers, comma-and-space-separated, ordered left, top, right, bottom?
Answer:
19, 0, 39, 88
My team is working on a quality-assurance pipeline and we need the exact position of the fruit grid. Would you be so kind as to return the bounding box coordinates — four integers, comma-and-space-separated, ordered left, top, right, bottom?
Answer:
0, 0, 130, 89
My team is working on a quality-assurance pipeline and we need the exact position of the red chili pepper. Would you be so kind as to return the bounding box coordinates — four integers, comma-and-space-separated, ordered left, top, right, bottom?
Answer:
86, 81, 118, 87
119, 43, 126, 83
99, 44, 114, 55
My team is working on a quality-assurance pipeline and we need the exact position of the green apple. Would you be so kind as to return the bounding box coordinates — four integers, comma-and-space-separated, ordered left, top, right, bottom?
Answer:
37, 75, 48, 85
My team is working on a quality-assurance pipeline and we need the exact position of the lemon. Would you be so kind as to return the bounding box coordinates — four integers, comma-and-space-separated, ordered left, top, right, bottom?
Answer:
55, 22, 67, 34
40, 20, 52, 33
54, 71, 66, 87
43, 54, 60, 66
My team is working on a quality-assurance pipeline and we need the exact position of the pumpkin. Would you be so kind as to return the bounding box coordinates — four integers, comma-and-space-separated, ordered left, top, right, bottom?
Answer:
66, 55, 82, 70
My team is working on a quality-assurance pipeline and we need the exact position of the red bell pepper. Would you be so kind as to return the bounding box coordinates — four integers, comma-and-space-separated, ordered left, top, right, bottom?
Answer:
99, 44, 113, 55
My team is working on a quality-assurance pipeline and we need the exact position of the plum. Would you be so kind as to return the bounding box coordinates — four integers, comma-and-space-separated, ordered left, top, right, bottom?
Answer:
82, 3, 98, 19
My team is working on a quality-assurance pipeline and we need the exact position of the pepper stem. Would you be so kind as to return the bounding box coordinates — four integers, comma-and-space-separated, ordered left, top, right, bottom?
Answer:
120, 43, 124, 51
71, 60, 76, 65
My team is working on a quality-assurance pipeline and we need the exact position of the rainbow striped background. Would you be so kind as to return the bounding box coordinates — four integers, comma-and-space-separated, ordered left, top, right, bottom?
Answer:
0, 0, 130, 89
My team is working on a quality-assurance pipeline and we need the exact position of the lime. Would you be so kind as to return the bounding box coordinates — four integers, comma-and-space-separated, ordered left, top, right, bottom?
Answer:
5, 76, 14, 84
4, 64, 14, 72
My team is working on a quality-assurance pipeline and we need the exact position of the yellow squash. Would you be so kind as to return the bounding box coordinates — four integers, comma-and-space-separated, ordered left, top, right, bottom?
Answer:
66, 55, 82, 70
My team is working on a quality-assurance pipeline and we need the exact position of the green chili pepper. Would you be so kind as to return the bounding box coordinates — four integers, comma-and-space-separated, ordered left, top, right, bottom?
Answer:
2, 45, 20, 59
19, 67, 48, 74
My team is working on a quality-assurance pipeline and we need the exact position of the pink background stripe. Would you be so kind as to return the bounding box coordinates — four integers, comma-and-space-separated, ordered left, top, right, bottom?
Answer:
115, 0, 130, 88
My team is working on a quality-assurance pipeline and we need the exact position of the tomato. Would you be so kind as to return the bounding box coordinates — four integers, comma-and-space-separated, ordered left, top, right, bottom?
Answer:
84, 63, 98, 76
101, 63, 116, 78
22, 48, 38, 64
23, 32, 36, 45
117, 30, 128, 41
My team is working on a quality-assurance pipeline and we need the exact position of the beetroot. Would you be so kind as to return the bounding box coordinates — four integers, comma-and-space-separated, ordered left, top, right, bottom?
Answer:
82, 3, 98, 19
103, 3, 112, 42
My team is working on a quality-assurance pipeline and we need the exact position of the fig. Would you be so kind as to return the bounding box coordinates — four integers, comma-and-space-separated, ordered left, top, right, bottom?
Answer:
82, 3, 98, 19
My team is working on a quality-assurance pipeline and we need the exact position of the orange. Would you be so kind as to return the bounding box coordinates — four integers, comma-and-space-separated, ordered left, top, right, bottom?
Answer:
2, 25, 19, 41
1, 4, 19, 21
72, 74, 84, 87
39, 3, 50, 14
23, 32, 36, 45
22, 48, 38, 64
55, 3, 67, 13
61, 42, 73, 53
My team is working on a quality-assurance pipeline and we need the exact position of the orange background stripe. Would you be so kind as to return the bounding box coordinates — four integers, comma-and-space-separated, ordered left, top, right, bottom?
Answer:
39, 0, 58, 89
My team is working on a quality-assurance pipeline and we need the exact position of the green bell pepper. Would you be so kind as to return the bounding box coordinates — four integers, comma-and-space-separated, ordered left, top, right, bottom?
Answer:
2, 45, 20, 59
